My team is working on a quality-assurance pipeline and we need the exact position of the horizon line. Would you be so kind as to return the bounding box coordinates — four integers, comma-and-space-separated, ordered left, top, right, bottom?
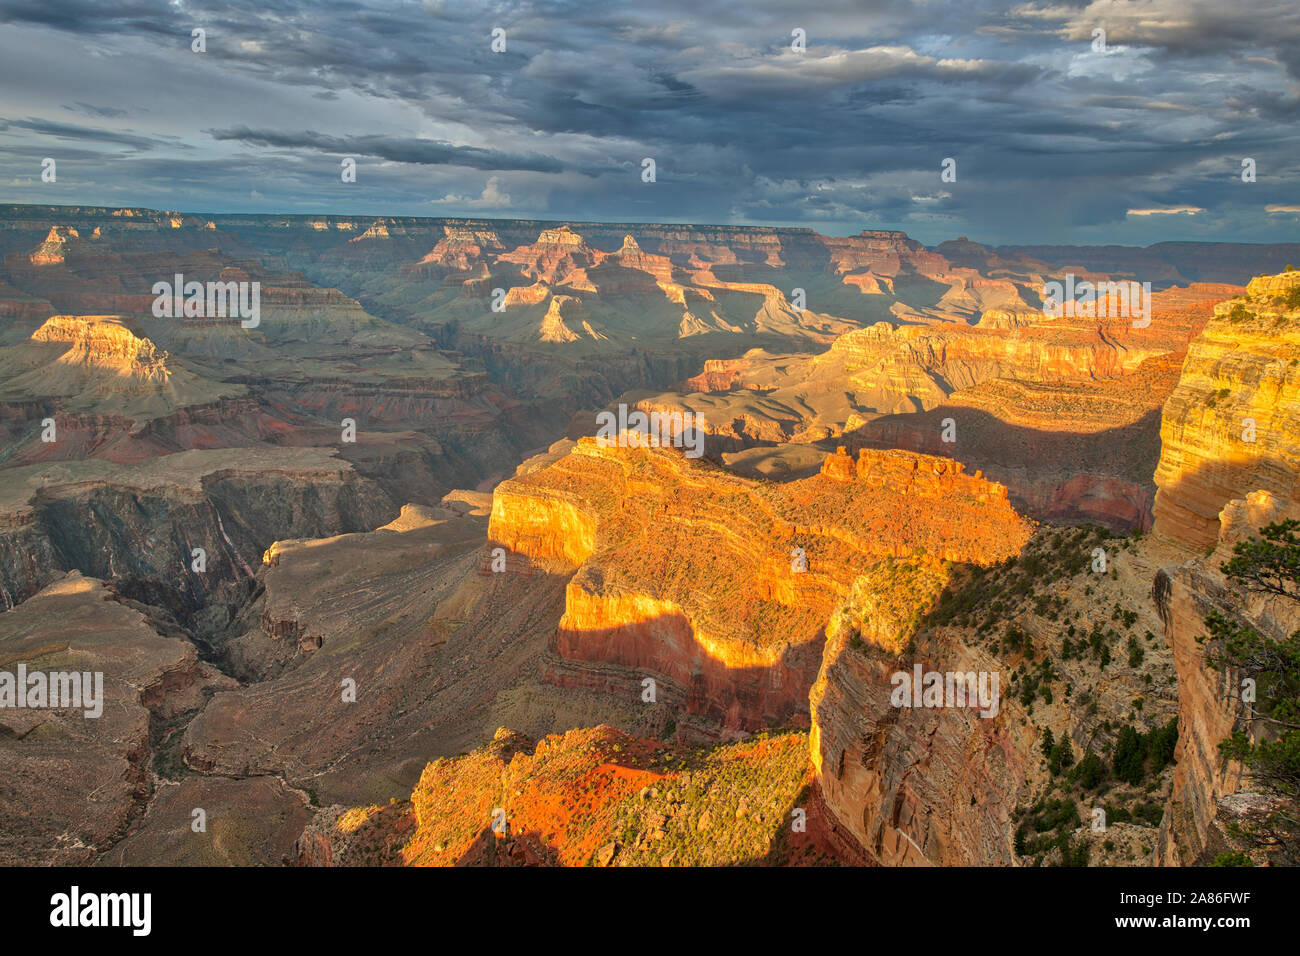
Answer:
3, 202, 1298, 253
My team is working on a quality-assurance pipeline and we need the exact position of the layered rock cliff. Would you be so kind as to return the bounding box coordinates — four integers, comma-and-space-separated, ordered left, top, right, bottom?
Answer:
489, 439, 1033, 739
808, 555, 1038, 864
810, 522, 1182, 866
1152, 273, 1300, 551
636, 286, 1227, 530
0, 447, 395, 619
1152, 271, 1300, 864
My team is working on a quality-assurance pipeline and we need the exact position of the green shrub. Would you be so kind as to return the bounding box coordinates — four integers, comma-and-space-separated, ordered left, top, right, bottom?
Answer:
1048, 738, 1075, 776
1210, 851, 1254, 867
1135, 801, 1164, 826
1073, 752, 1105, 789
1114, 724, 1147, 785
1127, 635, 1145, 668
1148, 718, 1179, 773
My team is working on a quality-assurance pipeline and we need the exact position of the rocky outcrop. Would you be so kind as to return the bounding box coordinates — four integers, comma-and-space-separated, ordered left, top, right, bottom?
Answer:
538, 296, 606, 343
297, 725, 835, 867
977, 307, 1041, 330
1148, 272, 1300, 864
497, 226, 597, 286
27, 226, 81, 266
29, 314, 173, 384
489, 439, 1032, 739
1152, 274, 1300, 550
406, 225, 506, 277
1155, 489, 1300, 864
810, 520, 1184, 866
809, 556, 1034, 865
0, 447, 395, 619
822, 229, 948, 278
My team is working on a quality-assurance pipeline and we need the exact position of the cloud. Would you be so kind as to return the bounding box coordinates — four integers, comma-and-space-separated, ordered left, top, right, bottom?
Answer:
1126, 206, 1204, 215
205, 127, 569, 174
429, 175, 513, 209
0, 1, 1295, 243
0, 117, 163, 151
64, 102, 129, 119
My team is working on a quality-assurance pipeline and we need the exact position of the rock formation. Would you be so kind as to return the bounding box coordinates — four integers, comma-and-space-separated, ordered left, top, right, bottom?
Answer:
488, 439, 1032, 739
2, 204, 1298, 869
0, 572, 233, 865
297, 725, 835, 867
1152, 273, 1300, 550
1152, 271, 1300, 864
808, 556, 1035, 864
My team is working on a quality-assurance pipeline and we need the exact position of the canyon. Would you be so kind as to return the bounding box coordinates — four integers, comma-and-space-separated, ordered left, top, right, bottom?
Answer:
0, 203, 1295, 868
1152, 273, 1300, 865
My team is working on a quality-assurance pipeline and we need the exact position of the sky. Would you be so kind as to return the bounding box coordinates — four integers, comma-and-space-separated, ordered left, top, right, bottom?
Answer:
0, 0, 1298, 246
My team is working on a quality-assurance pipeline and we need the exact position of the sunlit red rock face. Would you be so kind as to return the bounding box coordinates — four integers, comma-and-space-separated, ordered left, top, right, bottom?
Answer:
297, 726, 836, 867
31, 314, 170, 378
1152, 274, 1300, 551
850, 355, 1184, 531
488, 439, 1032, 740
1151, 273, 1300, 864
641, 286, 1232, 530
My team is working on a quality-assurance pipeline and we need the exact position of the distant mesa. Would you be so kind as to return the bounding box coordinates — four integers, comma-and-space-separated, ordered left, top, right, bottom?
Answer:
31, 314, 172, 384
28, 226, 81, 266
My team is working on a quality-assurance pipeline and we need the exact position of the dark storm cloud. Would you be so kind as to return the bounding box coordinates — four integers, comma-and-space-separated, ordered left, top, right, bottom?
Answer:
65, 102, 130, 119
206, 127, 572, 174
0, 0, 1296, 243
0, 118, 165, 151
